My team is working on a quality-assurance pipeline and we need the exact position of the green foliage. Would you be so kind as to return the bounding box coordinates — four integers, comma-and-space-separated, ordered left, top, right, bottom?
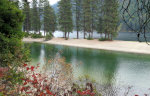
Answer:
73, 0, 82, 39
23, 32, 30, 37
23, 0, 31, 33
43, 0, 57, 35
0, 0, 24, 39
65, 37, 69, 40
0, 0, 30, 67
99, 38, 111, 41
58, 0, 73, 38
31, 0, 41, 33
0, 92, 4, 96
45, 32, 53, 41
101, 0, 119, 40
83, 0, 92, 33
87, 36, 94, 40
3, 70, 24, 85
0, 1, 30, 95
31, 33, 43, 38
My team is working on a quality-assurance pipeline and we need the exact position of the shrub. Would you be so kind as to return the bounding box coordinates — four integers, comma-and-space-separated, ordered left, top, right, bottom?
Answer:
45, 32, 53, 41
23, 32, 30, 37
87, 36, 94, 40
0, 0, 30, 95
18, 56, 100, 96
99, 38, 111, 41
31, 33, 43, 38
65, 37, 69, 40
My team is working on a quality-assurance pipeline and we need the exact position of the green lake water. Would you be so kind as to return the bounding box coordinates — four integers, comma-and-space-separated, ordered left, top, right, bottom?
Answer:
26, 42, 150, 95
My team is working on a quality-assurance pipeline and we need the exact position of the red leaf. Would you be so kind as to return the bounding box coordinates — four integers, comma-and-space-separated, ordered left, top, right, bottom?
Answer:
23, 64, 27, 67
26, 91, 32, 94
77, 90, 83, 95
90, 92, 95, 96
21, 78, 25, 80
31, 66, 34, 71
40, 92, 46, 96
21, 87, 25, 92
23, 82, 27, 85
32, 74, 36, 79
46, 89, 53, 95
26, 79, 32, 82
32, 79, 38, 84
26, 67, 30, 71
77, 90, 95, 96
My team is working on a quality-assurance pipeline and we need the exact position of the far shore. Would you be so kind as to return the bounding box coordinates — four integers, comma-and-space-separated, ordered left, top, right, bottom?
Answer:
23, 38, 150, 55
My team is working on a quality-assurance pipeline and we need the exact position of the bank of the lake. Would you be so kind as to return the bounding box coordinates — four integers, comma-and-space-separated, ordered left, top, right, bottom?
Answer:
23, 38, 150, 54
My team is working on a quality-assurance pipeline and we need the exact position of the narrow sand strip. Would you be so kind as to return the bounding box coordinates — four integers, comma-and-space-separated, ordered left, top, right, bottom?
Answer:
23, 38, 150, 54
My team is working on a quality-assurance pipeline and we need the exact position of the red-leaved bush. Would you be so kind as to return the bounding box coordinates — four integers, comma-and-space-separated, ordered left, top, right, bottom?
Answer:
20, 62, 96, 96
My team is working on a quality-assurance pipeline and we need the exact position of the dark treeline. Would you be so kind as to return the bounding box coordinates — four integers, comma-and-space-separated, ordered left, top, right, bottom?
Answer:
21, 0, 119, 40
22, 0, 57, 38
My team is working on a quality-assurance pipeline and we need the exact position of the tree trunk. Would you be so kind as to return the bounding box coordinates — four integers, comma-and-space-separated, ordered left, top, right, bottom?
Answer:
89, 32, 91, 39
108, 32, 110, 40
77, 30, 79, 39
83, 15, 86, 39
84, 31, 86, 39
39, 30, 40, 35
65, 32, 67, 38
111, 34, 112, 40
68, 32, 70, 39
105, 32, 106, 39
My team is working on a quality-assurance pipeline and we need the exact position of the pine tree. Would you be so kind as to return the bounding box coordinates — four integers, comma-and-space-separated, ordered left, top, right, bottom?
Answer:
73, 0, 82, 39
23, 0, 31, 33
90, 0, 99, 38
97, 17, 104, 38
102, 0, 119, 40
83, 0, 92, 39
97, 0, 104, 38
58, 0, 73, 39
31, 0, 40, 33
38, 0, 43, 32
43, 0, 56, 36
111, 0, 119, 40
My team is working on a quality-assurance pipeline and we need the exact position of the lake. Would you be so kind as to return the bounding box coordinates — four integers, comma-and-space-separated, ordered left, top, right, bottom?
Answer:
27, 42, 150, 95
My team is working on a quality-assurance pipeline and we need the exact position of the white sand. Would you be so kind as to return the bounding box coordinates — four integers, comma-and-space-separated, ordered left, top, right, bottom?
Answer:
23, 38, 150, 54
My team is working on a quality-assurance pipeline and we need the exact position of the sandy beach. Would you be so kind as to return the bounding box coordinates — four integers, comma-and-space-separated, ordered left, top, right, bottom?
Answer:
23, 38, 150, 54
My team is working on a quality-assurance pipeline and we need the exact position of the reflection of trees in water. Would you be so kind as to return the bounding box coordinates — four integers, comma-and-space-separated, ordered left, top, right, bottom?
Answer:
29, 43, 119, 86
44, 44, 58, 59
41, 44, 58, 70
74, 49, 118, 85
43, 54, 73, 91
30, 43, 42, 59
59, 46, 73, 63
56, 46, 119, 86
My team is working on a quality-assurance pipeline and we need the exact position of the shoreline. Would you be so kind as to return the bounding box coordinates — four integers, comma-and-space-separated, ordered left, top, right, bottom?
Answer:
23, 38, 150, 55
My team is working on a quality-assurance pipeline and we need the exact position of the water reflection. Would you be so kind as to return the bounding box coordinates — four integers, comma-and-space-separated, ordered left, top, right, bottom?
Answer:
27, 43, 150, 94
39, 44, 45, 66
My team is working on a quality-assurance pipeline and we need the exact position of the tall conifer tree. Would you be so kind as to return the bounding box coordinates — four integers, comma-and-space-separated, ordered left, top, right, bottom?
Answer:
73, 0, 82, 39
43, 0, 56, 36
83, 0, 92, 38
102, 0, 119, 40
23, 0, 31, 33
31, 0, 40, 33
58, 0, 73, 39
91, 0, 99, 38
